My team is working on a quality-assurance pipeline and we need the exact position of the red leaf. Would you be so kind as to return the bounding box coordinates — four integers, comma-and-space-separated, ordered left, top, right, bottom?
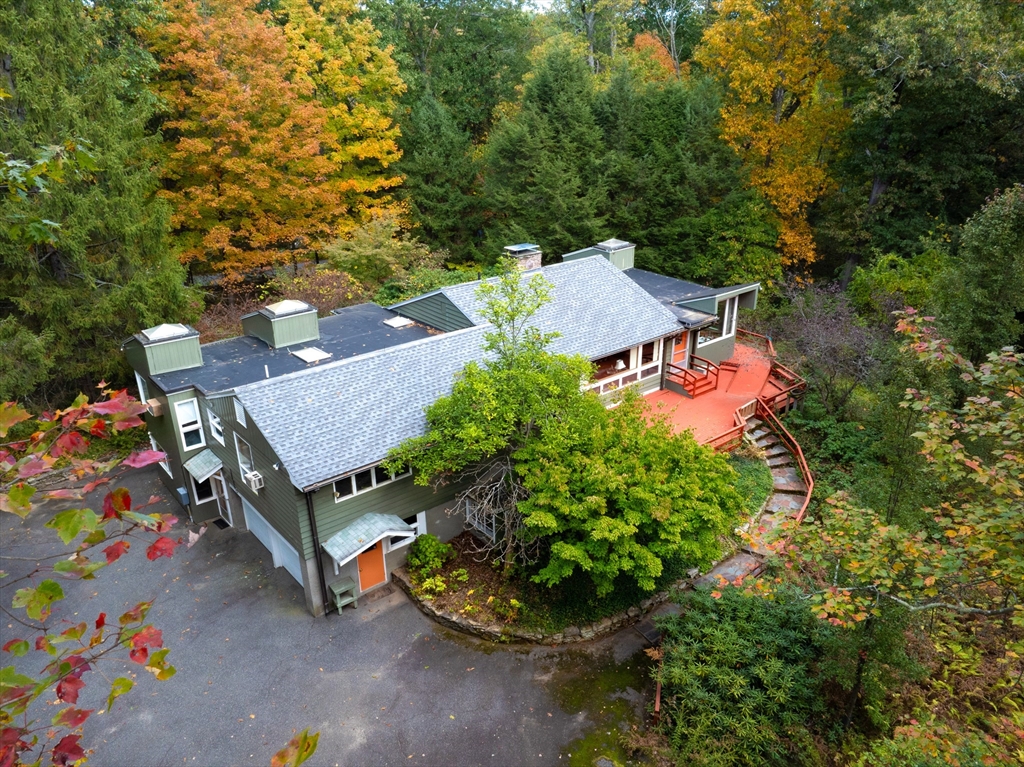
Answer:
123, 449, 167, 469
17, 457, 52, 478
129, 647, 148, 664
82, 477, 110, 494
90, 394, 130, 415
36, 636, 51, 652
43, 489, 79, 500
53, 707, 93, 729
130, 626, 163, 650
89, 419, 107, 437
101, 487, 131, 520
102, 540, 130, 564
95, 613, 106, 630
52, 734, 85, 766
146, 536, 178, 561
112, 415, 144, 431
51, 431, 88, 458
56, 676, 85, 704
1, 639, 23, 653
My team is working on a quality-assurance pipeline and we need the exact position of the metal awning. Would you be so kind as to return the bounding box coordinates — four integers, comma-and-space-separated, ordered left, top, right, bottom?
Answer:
182, 449, 223, 483
322, 513, 415, 568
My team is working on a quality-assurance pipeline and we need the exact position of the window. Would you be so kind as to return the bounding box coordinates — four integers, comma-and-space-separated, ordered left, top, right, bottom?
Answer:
150, 436, 172, 477
192, 475, 215, 503
234, 399, 247, 428
174, 399, 205, 450
135, 372, 149, 403
235, 434, 254, 476
465, 499, 496, 541
333, 463, 411, 501
207, 409, 225, 445
640, 342, 657, 365
698, 296, 739, 346
389, 512, 425, 549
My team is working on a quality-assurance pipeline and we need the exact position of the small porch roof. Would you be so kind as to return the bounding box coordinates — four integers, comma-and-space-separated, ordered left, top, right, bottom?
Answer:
182, 449, 223, 483
322, 513, 415, 568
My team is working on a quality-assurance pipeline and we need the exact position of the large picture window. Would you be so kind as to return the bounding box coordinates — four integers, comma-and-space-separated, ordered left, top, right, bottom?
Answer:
698, 296, 739, 347
333, 464, 411, 501
174, 399, 205, 450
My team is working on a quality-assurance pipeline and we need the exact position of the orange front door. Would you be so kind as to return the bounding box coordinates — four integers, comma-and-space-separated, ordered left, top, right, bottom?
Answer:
673, 332, 690, 366
356, 542, 386, 591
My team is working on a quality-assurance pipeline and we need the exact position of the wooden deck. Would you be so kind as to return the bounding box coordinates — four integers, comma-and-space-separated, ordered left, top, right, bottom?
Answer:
645, 343, 789, 445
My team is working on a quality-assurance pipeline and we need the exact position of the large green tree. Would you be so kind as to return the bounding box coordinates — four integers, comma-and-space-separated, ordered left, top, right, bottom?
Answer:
483, 37, 609, 259
0, 0, 196, 404
387, 260, 742, 595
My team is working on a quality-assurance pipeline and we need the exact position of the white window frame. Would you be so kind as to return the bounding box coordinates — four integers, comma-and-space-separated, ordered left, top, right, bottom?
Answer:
697, 296, 739, 348
387, 511, 426, 551
174, 398, 205, 451
191, 473, 216, 504
207, 409, 225, 446
135, 372, 149, 403
333, 464, 412, 502
234, 399, 247, 428
150, 435, 172, 477
465, 499, 496, 542
235, 434, 254, 476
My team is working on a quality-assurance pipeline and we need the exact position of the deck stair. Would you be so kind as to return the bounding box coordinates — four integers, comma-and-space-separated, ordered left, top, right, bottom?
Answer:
666, 355, 722, 399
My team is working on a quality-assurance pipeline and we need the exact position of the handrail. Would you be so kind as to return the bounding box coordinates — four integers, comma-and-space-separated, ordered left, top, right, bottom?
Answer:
737, 328, 776, 358
755, 399, 813, 525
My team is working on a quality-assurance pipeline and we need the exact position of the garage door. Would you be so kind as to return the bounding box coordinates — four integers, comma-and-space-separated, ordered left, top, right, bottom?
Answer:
240, 497, 303, 585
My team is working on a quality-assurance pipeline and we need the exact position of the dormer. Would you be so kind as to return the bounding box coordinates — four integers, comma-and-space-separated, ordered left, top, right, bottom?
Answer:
241, 299, 319, 349
123, 323, 203, 376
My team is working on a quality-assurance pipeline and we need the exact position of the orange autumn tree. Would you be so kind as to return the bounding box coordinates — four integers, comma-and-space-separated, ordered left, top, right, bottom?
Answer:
697, 0, 848, 266
149, 0, 404, 278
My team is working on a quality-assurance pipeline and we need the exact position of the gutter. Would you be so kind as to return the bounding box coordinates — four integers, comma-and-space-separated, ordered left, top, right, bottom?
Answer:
304, 491, 332, 616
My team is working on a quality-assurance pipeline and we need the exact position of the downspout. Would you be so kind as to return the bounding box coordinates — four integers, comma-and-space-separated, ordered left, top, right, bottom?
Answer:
304, 490, 332, 616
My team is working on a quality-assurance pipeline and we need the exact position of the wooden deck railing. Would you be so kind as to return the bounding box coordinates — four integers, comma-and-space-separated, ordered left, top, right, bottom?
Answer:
666, 355, 720, 398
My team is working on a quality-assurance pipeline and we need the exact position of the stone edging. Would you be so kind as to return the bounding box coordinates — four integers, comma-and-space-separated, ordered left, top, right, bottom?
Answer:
393, 440, 780, 645
392, 566, 683, 645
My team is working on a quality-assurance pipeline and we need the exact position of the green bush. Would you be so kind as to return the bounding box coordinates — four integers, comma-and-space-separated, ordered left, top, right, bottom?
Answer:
406, 534, 455, 579
656, 587, 836, 767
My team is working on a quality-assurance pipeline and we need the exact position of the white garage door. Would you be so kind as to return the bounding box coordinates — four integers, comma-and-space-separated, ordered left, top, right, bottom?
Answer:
240, 497, 303, 585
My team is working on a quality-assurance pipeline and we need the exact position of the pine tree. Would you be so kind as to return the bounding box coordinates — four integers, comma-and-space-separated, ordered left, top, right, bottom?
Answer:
483, 38, 608, 259
397, 91, 484, 262
0, 0, 195, 403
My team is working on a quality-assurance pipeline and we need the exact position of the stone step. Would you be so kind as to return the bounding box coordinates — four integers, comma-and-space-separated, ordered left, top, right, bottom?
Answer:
744, 418, 762, 432
767, 455, 793, 467
764, 444, 790, 459
694, 552, 762, 587
749, 428, 771, 442
755, 435, 779, 449
766, 493, 803, 514
743, 514, 784, 556
772, 466, 808, 494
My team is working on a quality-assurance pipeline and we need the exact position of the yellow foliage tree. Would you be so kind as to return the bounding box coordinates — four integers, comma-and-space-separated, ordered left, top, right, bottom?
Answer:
697, 0, 848, 266
149, 0, 404, 278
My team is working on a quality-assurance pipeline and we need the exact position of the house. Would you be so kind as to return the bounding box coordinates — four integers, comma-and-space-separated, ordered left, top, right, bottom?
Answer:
122, 241, 761, 617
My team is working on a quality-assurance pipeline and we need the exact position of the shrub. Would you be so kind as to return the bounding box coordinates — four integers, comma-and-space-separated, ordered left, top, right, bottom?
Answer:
417, 575, 448, 599
656, 587, 835, 767
406, 534, 455, 579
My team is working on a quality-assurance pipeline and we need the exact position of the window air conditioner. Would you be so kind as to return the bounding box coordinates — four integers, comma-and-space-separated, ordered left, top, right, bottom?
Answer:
146, 398, 164, 417
244, 471, 264, 492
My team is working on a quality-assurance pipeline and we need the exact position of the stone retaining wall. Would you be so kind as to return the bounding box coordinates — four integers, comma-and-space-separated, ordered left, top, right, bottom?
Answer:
392, 566, 689, 645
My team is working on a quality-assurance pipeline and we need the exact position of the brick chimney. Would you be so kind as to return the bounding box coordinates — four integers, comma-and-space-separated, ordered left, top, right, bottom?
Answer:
503, 243, 542, 271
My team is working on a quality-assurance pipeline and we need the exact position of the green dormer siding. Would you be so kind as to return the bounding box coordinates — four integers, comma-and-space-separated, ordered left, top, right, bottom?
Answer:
392, 293, 474, 332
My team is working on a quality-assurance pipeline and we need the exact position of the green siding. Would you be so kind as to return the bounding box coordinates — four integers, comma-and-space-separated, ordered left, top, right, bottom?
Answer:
146, 337, 203, 375
241, 311, 319, 348
306, 475, 463, 560
394, 293, 473, 332
678, 296, 717, 314
561, 247, 601, 262
124, 340, 150, 377
209, 396, 306, 553
695, 335, 736, 364
607, 246, 634, 270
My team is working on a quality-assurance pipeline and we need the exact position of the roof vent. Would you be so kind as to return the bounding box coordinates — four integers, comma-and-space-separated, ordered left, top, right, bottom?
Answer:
291, 347, 332, 364
503, 243, 542, 271
594, 238, 635, 270
126, 323, 202, 376
241, 299, 320, 348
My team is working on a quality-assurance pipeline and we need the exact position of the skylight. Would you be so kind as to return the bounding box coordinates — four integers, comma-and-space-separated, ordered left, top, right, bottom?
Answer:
291, 347, 332, 364
265, 299, 313, 317
141, 323, 192, 341
383, 315, 414, 328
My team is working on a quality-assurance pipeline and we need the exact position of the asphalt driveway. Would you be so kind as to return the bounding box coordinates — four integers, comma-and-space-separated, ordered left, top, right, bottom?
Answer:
1, 466, 652, 767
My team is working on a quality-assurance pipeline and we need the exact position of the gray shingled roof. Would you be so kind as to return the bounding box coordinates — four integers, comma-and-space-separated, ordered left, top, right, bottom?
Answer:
436, 256, 681, 359
234, 326, 490, 491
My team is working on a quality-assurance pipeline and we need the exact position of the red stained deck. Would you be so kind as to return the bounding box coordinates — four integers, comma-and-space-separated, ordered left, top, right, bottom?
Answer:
645, 343, 786, 445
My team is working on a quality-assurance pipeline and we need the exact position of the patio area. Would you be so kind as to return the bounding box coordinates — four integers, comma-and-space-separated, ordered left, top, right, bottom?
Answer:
645, 343, 793, 445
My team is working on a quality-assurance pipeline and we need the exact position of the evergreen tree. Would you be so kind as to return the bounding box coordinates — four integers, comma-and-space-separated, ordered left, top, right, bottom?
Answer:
483, 38, 608, 259
0, 0, 195, 404
397, 91, 485, 262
